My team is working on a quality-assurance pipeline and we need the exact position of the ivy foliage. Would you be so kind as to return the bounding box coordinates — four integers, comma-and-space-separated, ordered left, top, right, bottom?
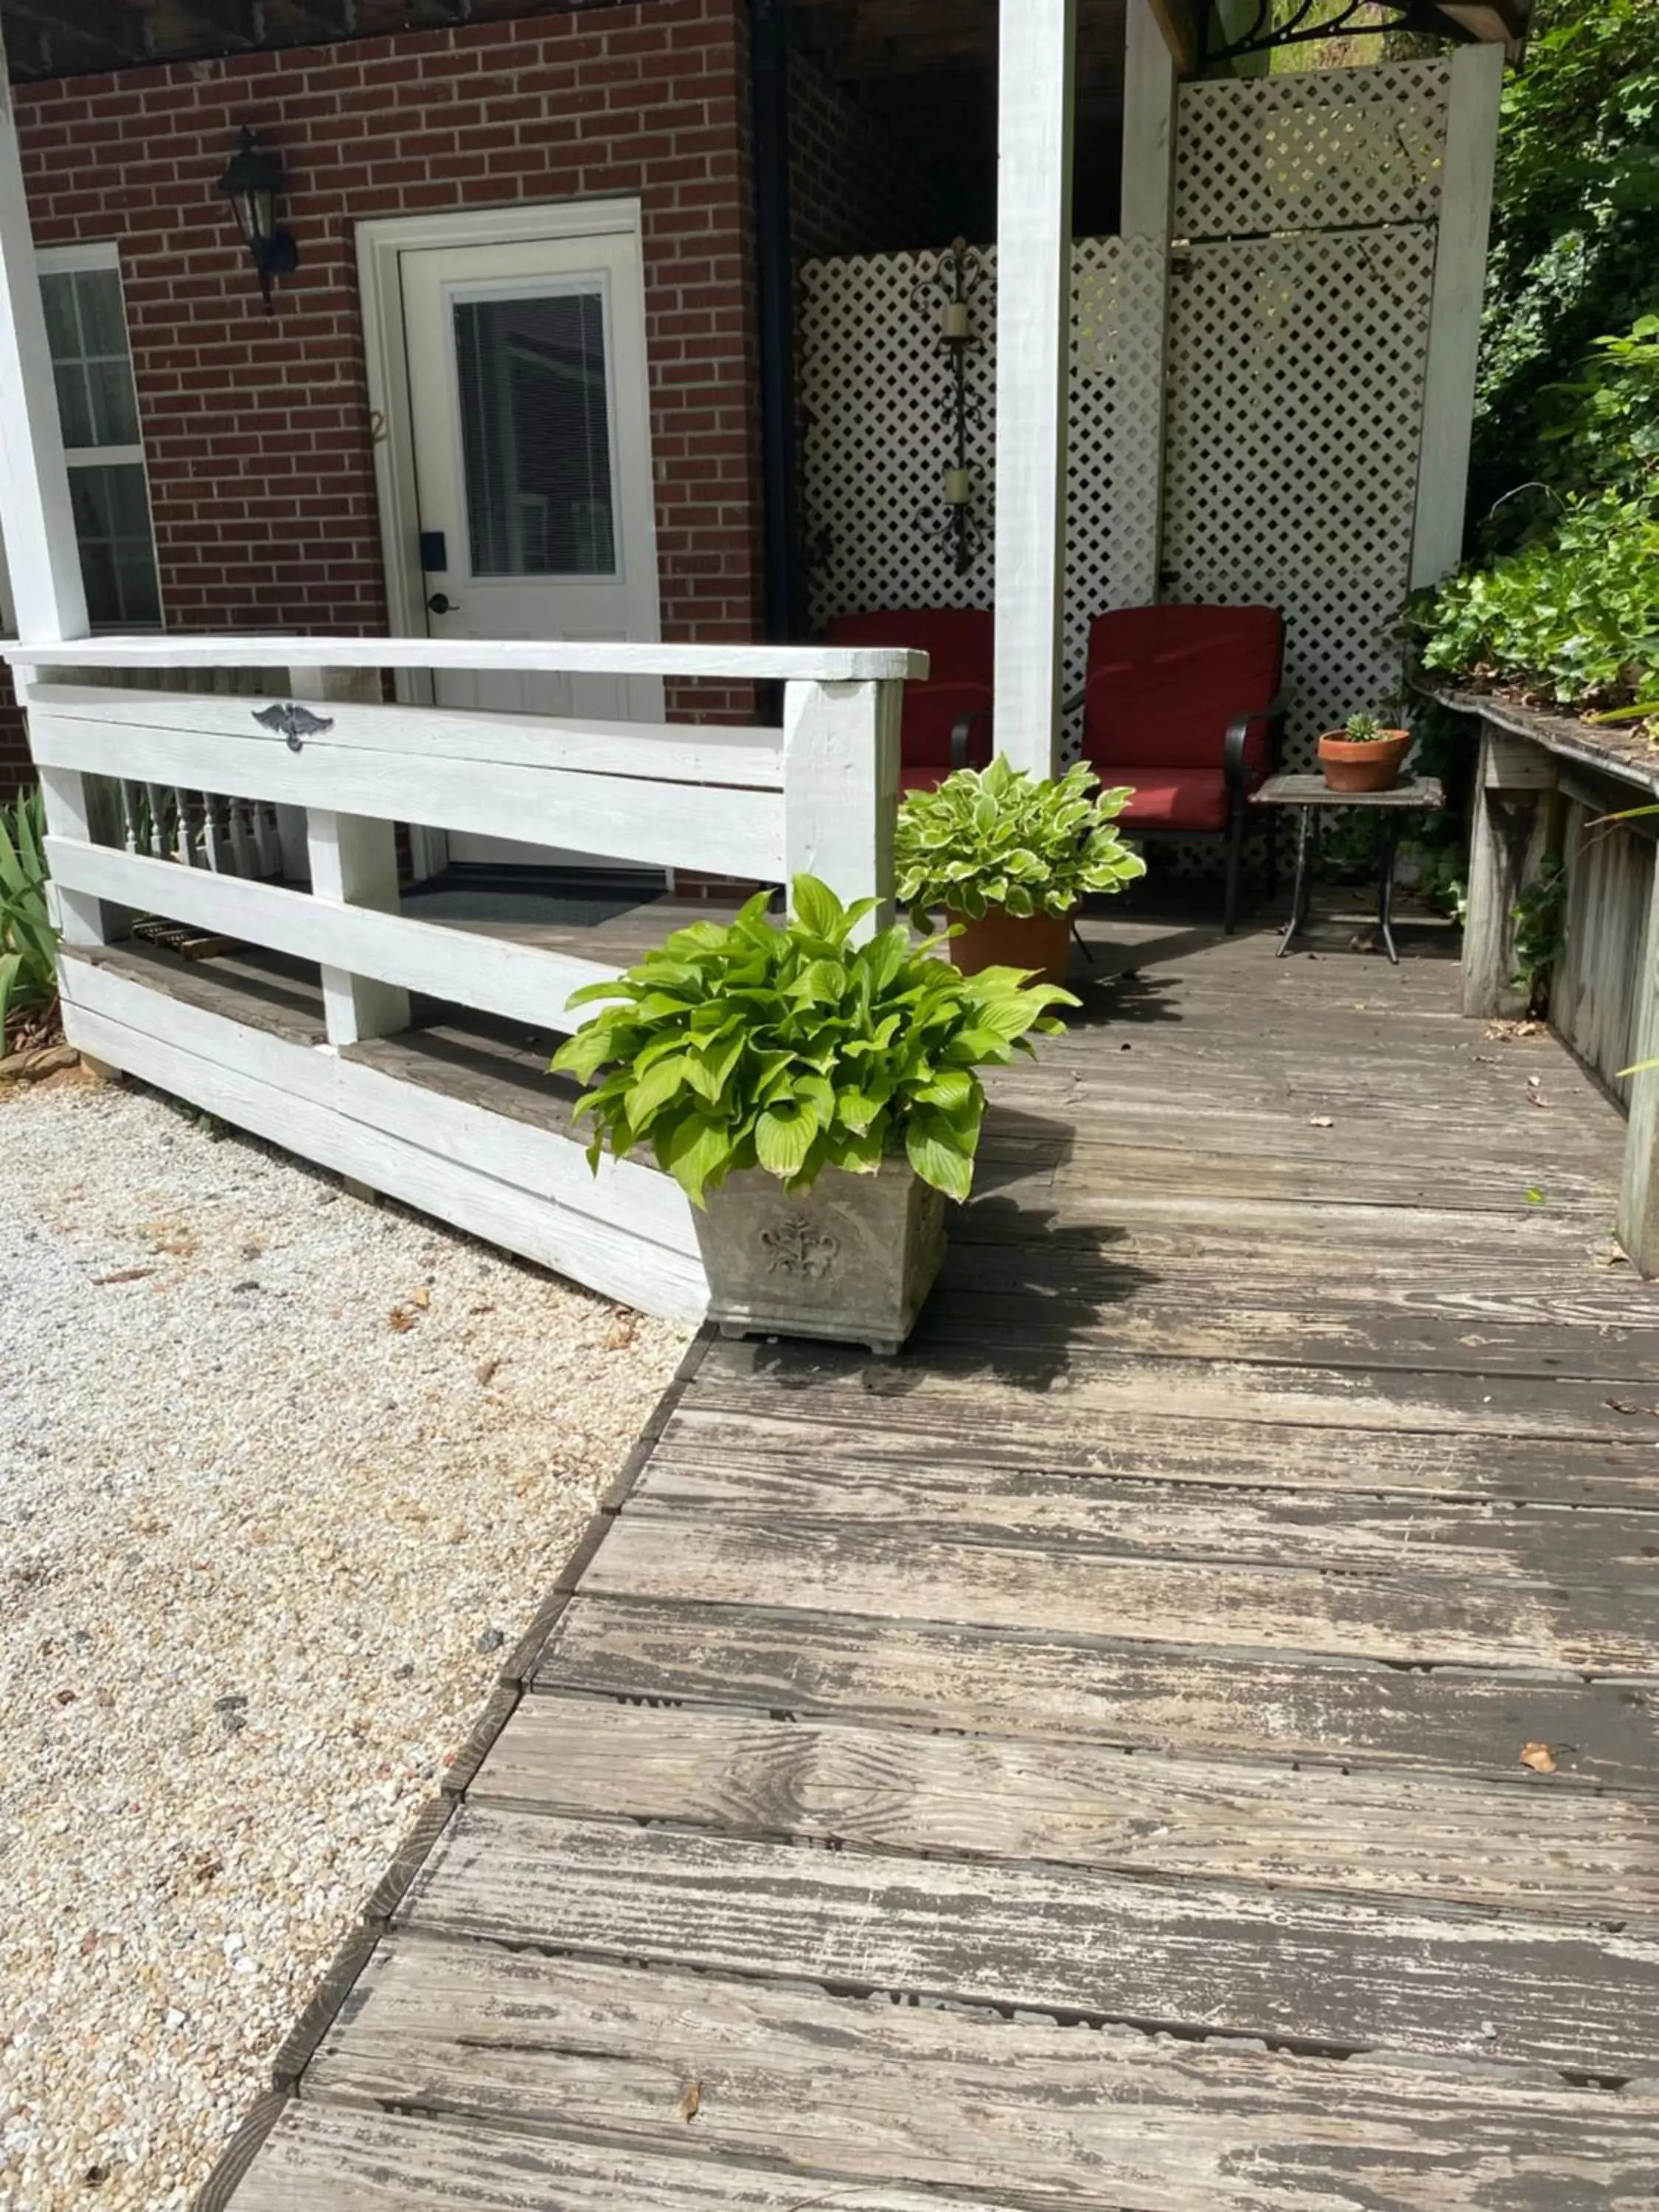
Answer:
1418, 489, 1659, 708
1472, 0, 1659, 532
894, 757, 1146, 921
1416, 0, 1659, 714
552, 875, 1075, 1206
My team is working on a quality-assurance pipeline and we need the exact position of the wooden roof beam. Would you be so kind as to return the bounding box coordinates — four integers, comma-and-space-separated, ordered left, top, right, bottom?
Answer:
145, 1, 262, 50
1433, 0, 1528, 52
1, 0, 151, 68
1144, 0, 1199, 77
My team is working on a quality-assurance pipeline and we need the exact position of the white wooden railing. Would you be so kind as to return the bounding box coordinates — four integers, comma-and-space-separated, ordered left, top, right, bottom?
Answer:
6, 636, 919, 1318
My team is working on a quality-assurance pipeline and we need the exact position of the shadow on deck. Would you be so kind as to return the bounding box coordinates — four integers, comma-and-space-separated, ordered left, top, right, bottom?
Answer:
204, 905, 1659, 2211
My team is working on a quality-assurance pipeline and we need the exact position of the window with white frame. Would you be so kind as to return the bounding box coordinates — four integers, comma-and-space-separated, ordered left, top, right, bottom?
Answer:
37, 243, 161, 628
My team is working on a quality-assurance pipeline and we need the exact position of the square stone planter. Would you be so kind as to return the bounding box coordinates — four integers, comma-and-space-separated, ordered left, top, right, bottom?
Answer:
694, 1164, 947, 1356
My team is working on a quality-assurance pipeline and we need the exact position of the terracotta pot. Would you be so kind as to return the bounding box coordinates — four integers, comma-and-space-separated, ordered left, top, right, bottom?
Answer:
1318, 728, 1411, 793
948, 905, 1072, 987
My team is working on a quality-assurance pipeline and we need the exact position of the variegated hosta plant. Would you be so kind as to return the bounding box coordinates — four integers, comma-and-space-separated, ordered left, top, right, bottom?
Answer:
552, 874, 1074, 1206
895, 756, 1144, 920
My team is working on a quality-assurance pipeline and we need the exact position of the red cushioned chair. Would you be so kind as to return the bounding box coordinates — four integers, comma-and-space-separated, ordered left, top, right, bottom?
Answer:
826, 609, 995, 793
1069, 603, 1287, 934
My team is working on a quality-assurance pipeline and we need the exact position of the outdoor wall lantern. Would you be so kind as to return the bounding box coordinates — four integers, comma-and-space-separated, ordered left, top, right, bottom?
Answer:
218, 127, 297, 310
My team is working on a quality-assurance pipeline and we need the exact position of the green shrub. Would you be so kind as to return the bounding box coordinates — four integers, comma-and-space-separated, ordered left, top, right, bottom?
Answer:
1416, 491, 1659, 710
552, 874, 1075, 1206
0, 788, 58, 1046
894, 757, 1145, 922
1472, 0, 1659, 532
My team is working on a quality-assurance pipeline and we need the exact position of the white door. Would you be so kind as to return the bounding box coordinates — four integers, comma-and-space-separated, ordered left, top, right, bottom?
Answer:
397, 223, 662, 866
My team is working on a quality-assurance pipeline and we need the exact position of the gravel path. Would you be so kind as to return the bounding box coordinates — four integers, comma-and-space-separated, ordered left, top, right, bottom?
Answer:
0, 1070, 689, 2211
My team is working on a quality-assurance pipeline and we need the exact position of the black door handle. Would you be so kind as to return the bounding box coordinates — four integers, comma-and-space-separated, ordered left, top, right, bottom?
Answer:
427, 591, 460, 615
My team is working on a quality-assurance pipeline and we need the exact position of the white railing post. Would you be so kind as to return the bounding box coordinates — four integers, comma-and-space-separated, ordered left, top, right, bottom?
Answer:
992, 0, 1077, 777
782, 675, 900, 939
290, 666, 411, 1046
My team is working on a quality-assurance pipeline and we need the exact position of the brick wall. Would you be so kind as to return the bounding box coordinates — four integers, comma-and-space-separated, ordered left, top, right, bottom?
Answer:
788, 42, 957, 262
0, 0, 766, 796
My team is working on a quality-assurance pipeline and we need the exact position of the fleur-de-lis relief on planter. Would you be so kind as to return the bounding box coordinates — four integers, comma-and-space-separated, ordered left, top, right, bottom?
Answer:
759, 1217, 839, 1281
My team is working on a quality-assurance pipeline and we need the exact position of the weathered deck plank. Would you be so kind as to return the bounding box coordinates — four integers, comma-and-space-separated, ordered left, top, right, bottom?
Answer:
580, 1511, 1659, 1673
695, 1337, 1659, 1447
307, 1938, 1659, 2212
476, 1694, 1659, 1916
536, 1596, 1659, 1787
397, 1806, 1659, 2076
229, 2099, 1020, 2212
633, 1439, 1659, 1574
650, 1397, 1659, 1501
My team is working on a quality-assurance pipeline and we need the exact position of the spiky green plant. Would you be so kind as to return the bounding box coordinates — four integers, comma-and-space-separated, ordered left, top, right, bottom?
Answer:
0, 787, 58, 1046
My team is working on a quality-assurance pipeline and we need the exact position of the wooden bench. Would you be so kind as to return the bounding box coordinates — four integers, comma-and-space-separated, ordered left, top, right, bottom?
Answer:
1450, 689, 1659, 1273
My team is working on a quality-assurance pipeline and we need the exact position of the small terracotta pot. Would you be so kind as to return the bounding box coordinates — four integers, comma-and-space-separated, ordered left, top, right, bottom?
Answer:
948, 905, 1072, 987
1318, 728, 1411, 793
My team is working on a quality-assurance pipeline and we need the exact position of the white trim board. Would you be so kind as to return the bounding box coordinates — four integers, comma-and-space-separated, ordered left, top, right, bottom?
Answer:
29, 708, 788, 880
5, 637, 927, 681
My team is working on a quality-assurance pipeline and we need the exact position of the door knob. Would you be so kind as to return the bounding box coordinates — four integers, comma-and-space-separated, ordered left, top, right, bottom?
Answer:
426, 591, 460, 615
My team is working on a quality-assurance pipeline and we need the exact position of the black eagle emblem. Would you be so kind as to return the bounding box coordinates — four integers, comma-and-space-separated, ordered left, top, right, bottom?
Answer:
254, 702, 335, 751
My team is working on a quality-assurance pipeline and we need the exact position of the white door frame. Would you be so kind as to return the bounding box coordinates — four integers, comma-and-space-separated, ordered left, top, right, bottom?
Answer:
355, 198, 662, 875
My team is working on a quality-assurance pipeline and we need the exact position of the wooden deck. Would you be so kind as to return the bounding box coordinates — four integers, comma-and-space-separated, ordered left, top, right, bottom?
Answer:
216, 913, 1659, 2211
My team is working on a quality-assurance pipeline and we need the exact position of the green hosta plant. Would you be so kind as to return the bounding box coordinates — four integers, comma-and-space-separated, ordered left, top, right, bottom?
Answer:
0, 787, 58, 1046
894, 757, 1145, 921
552, 874, 1075, 1206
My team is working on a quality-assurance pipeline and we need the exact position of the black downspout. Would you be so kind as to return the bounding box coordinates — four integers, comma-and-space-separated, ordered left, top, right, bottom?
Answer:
751, 0, 804, 643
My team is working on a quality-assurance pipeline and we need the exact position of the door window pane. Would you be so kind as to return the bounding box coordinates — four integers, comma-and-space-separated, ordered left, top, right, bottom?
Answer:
36, 254, 161, 630
40, 268, 140, 447
453, 288, 616, 578
68, 465, 161, 627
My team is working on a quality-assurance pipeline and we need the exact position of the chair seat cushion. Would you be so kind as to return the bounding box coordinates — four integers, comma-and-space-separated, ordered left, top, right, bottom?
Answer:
1116, 769, 1235, 833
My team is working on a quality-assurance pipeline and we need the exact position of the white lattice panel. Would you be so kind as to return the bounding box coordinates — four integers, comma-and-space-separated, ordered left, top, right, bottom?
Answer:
799, 236, 1167, 731
1161, 226, 1437, 773
798, 60, 1453, 836
1175, 60, 1453, 240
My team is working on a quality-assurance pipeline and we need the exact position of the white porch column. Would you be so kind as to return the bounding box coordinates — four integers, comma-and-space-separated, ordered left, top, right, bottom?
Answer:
992, 0, 1077, 777
0, 75, 103, 948
1116, 0, 1180, 610
1410, 42, 1505, 589
0, 76, 86, 646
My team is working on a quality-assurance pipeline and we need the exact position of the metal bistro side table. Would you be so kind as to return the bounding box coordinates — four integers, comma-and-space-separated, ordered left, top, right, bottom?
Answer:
1251, 773, 1445, 965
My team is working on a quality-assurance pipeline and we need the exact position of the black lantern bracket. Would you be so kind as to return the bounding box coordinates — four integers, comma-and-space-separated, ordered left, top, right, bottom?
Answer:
218, 126, 298, 310
911, 239, 989, 577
